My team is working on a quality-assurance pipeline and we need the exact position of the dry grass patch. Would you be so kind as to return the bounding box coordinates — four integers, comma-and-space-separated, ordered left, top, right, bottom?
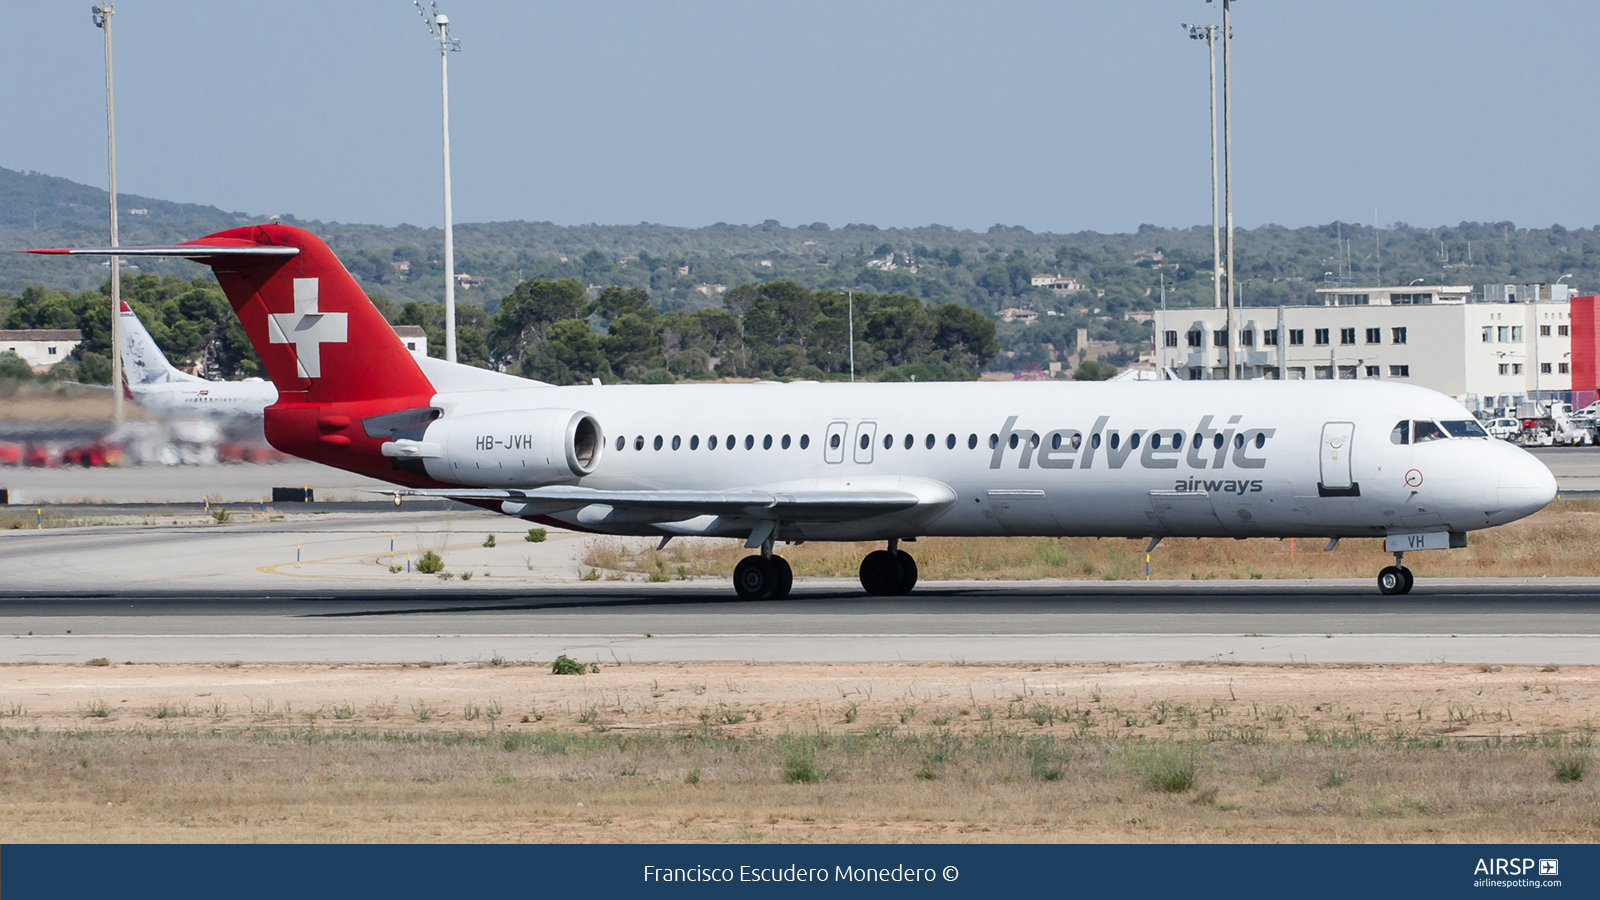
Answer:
0, 661, 1597, 841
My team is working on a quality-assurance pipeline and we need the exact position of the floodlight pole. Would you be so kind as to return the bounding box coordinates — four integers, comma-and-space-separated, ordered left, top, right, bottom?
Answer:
1221, 0, 1236, 379
848, 290, 855, 383
1185, 24, 1221, 314
417, 2, 461, 363
94, 3, 123, 426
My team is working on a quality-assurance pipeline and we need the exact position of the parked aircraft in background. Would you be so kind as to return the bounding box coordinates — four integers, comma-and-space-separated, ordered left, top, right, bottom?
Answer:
36, 226, 1558, 597
118, 300, 277, 416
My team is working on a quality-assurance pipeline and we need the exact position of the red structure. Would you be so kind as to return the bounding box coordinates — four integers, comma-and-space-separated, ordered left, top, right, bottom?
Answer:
1572, 296, 1600, 393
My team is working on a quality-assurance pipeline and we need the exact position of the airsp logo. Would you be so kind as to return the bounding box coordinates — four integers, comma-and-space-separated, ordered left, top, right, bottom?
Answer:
268, 278, 348, 379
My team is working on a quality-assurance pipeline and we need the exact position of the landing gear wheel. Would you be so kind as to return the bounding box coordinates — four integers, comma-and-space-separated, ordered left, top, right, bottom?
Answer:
895, 550, 919, 594
768, 556, 793, 600
733, 555, 776, 600
1399, 566, 1414, 594
859, 549, 904, 596
1377, 565, 1406, 595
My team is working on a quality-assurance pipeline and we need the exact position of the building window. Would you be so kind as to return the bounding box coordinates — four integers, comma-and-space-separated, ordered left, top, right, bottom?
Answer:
1164, 330, 1178, 348
1512, 326, 1523, 342
1365, 365, 1380, 377
1211, 366, 1228, 379
1287, 366, 1306, 380
1560, 362, 1571, 374
1336, 293, 1370, 306
1541, 363, 1553, 374
1513, 363, 1524, 375
1559, 324, 1570, 336
1339, 328, 1356, 345
1289, 329, 1304, 346
1263, 329, 1278, 346
1541, 325, 1552, 337
1264, 367, 1281, 379
47, 347, 57, 355
1498, 364, 1510, 375
1391, 293, 1432, 305
1498, 326, 1511, 342
1392, 327, 1407, 344
1389, 365, 1410, 377
1213, 330, 1228, 347
1338, 365, 1358, 379
1483, 326, 1493, 342
1240, 330, 1254, 348
1365, 327, 1381, 344
1314, 366, 1333, 380
1188, 367, 1203, 381
1314, 328, 1329, 346
1186, 330, 1202, 348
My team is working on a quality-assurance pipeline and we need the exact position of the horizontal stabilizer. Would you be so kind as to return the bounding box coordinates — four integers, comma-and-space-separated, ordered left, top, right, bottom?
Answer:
28, 244, 299, 259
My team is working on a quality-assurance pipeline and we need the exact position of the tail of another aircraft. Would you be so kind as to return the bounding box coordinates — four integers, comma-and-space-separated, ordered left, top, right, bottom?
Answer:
118, 301, 199, 386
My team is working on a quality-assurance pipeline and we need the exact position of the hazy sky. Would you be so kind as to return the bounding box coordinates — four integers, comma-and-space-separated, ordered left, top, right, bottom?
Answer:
5, 1, 1597, 234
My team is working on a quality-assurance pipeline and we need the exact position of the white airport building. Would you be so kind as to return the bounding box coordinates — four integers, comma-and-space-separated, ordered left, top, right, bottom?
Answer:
1149, 284, 1590, 410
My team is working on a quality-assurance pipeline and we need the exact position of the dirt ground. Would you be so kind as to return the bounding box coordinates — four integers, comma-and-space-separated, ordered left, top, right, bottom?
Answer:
0, 661, 1595, 842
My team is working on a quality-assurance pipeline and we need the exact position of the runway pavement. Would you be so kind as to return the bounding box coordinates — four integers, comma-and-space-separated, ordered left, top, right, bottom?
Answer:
2, 578, 1597, 666
3, 499, 1598, 667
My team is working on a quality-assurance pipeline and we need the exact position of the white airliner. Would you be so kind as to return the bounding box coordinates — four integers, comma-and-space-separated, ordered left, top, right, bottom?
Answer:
117, 301, 277, 416
36, 226, 1558, 598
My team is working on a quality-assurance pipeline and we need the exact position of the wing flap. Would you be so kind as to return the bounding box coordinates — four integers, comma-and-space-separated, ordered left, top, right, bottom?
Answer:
383, 486, 925, 522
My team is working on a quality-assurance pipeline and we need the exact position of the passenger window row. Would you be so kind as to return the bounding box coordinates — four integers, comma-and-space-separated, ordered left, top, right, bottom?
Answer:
617, 433, 812, 452
870, 433, 982, 450
988, 430, 1267, 451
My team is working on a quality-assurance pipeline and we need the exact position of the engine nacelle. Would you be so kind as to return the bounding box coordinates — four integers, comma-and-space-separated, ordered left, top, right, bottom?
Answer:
386, 408, 602, 487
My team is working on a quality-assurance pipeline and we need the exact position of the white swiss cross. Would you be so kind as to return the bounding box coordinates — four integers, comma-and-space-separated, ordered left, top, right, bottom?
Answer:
268, 278, 348, 379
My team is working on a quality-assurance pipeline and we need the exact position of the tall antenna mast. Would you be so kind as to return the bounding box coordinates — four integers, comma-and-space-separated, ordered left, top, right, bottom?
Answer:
416, 1, 461, 364
92, 3, 123, 426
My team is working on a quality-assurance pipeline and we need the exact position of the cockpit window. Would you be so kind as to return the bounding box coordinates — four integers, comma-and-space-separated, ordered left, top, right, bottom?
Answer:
1441, 419, 1488, 438
1390, 421, 1409, 445
1412, 420, 1447, 443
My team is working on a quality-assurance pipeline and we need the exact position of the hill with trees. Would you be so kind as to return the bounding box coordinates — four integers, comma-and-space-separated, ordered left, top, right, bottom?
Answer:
3, 164, 1596, 380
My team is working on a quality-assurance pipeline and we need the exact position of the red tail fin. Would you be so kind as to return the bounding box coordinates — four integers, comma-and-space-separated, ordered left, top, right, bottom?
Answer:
193, 224, 435, 405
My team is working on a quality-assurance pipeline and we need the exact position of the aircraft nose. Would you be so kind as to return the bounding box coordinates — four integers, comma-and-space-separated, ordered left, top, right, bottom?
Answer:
1488, 443, 1557, 523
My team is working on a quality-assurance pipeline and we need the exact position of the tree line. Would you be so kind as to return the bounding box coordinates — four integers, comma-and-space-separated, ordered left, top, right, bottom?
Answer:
0, 274, 999, 385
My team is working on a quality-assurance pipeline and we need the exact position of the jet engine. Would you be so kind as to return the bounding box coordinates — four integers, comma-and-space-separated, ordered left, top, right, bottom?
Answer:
381, 408, 602, 487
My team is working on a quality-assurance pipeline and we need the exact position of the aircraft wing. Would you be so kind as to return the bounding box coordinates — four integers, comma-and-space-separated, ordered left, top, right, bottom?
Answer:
385, 485, 929, 522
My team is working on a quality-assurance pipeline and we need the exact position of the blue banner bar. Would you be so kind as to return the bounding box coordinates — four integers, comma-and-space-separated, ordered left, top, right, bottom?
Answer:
3, 844, 1593, 899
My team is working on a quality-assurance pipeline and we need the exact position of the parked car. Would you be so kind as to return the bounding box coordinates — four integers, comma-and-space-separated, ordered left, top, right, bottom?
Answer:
1484, 417, 1522, 440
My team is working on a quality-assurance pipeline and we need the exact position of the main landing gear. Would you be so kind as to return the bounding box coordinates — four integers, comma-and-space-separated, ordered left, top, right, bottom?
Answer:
859, 539, 918, 596
733, 537, 793, 601
1377, 550, 1414, 595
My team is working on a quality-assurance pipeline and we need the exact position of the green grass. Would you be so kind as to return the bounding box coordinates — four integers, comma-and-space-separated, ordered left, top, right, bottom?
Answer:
1137, 746, 1198, 793
416, 550, 444, 575
1552, 751, 1589, 783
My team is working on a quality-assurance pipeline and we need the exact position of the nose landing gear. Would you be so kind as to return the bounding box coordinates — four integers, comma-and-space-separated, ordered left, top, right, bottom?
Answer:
859, 539, 919, 596
1377, 551, 1414, 595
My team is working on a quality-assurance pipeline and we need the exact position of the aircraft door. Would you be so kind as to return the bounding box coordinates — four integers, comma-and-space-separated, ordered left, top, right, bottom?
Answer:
1319, 422, 1355, 491
823, 421, 848, 464
853, 420, 877, 464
